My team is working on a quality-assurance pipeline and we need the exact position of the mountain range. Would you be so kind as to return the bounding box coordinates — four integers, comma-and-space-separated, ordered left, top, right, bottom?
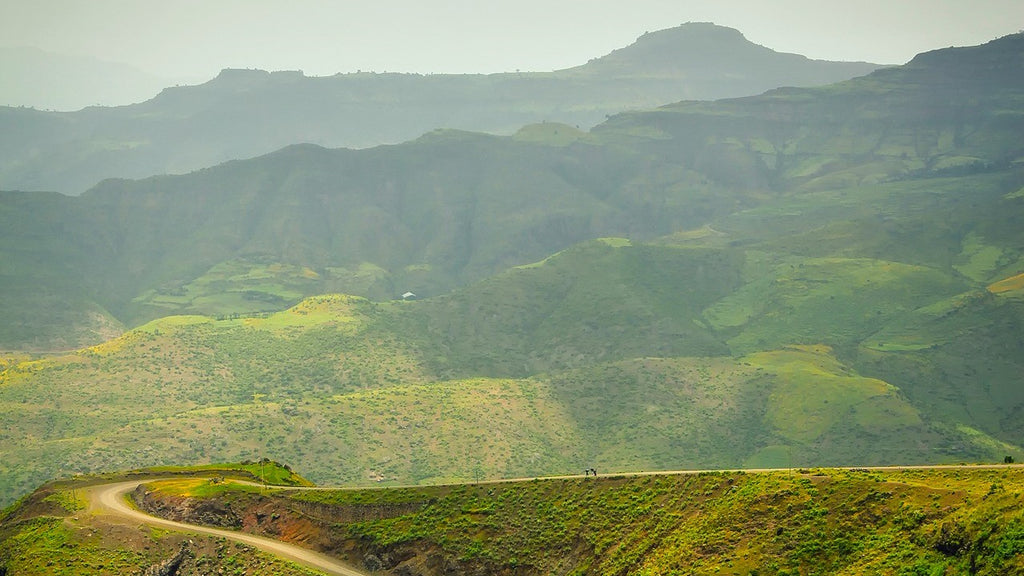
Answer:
0, 23, 881, 195
0, 31, 1023, 506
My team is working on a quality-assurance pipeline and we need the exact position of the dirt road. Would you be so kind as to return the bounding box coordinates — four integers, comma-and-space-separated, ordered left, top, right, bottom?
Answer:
87, 480, 369, 576
84, 464, 1021, 574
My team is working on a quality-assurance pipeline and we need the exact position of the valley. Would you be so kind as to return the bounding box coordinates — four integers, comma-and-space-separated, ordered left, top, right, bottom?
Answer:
1, 21, 1023, 576
2, 32, 1024, 509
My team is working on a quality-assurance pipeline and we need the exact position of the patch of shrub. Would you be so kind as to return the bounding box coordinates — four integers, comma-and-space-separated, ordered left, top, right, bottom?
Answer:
932, 520, 970, 556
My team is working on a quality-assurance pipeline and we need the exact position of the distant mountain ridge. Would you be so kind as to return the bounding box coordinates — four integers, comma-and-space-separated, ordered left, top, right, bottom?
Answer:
0, 23, 881, 195
0, 32, 1021, 351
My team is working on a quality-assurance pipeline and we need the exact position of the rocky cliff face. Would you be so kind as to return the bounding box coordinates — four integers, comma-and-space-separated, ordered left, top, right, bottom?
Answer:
131, 487, 525, 575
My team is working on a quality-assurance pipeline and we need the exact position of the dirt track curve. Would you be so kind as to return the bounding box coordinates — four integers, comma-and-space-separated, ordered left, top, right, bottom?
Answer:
84, 465, 1023, 574
87, 480, 369, 576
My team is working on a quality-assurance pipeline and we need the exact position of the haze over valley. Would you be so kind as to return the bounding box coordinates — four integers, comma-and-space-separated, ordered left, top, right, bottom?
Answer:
2, 7, 1024, 575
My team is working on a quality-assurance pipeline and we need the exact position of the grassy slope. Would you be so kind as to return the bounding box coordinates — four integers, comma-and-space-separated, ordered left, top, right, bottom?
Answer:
3, 149, 1023, 503
382, 240, 741, 378
0, 463, 318, 576
327, 467, 1024, 575
2, 240, 1020, 506
11, 466, 1019, 575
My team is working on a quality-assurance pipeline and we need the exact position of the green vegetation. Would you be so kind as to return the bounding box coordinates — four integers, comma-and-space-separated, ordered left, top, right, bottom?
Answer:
704, 256, 967, 354
0, 517, 148, 576
124, 466, 1024, 575
1, 29, 1024, 522
0, 33, 1012, 350
1, 264, 1017, 505
146, 477, 269, 498
0, 481, 324, 576
339, 468, 1024, 575
139, 460, 313, 487
130, 259, 323, 319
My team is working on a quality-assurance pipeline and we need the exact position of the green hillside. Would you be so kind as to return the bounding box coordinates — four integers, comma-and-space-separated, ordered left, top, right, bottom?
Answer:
7, 466, 1024, 575
384, 240, 741, 377
1, 33, 1023, 511
0, 35, 1018, 351
287, 467, 1024, 575
1, 241, 1020, 505
0, 130, 757, 350
0, 463, 318, 576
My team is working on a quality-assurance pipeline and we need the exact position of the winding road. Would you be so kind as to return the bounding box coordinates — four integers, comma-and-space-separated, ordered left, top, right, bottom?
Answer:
84, 465, 1022, 575
86, 480, 369, 576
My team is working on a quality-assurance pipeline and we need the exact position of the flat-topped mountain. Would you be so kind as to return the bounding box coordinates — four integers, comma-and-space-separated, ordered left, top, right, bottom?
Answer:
570, 22, 878, 82
0, 23, 881, 195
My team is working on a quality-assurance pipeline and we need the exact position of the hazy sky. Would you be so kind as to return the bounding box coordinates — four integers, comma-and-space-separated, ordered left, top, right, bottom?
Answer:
4, 0, 1023, 79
